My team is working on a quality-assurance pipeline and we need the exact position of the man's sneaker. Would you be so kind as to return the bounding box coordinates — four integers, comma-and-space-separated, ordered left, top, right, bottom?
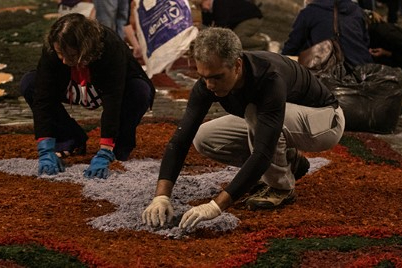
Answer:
287, 148, 310, 180
237, 180, 268, 204
245, 186, 296, 211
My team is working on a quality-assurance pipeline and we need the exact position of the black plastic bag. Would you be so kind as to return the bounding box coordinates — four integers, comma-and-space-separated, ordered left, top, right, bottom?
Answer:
319, 63, 402, 134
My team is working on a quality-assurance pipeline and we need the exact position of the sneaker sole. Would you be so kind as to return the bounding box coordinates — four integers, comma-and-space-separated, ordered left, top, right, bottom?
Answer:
245, 195, 296, 211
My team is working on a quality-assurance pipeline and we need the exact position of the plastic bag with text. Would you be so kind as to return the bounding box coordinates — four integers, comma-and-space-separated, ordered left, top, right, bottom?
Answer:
134, 0, 198, 78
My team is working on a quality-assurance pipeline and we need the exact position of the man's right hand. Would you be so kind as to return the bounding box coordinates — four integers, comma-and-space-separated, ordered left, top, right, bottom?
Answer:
37, 138, 65, 175
142, 195, 174, 227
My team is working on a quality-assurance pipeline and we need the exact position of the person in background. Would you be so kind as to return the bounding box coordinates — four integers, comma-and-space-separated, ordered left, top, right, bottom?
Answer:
282, 0, 373, 67
381, 0, 399, 24
92, 0, 142, 59
366, 10, 402, 68
92, 0, 128, 39
142, 27, 345, 229
20, 13, 155, 178
124, 0, 142, 59
194, 0, 270, 51
58, 0, 95, 19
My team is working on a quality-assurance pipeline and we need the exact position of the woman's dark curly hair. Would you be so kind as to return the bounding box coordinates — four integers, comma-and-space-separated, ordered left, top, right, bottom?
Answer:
46, 13, 104, 64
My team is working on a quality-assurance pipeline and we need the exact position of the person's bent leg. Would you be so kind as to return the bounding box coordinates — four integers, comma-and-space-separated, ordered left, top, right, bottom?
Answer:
113, 78, 153, 161
243, 104, 295, 190
282, 103, 345, 152
20, 70, 36, 109
243, 104, 295, 209
244, 103, 345, 209
233, 18, 267, 51
20, 70, 87, 155
258, 103, 345, 189
193, 115, 250, 167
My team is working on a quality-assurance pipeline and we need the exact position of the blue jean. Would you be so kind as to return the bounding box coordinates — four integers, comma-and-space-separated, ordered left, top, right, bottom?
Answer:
93, 0, 129, 39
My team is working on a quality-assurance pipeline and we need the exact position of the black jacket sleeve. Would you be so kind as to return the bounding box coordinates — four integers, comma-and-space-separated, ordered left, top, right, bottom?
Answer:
159, 80, 213, 182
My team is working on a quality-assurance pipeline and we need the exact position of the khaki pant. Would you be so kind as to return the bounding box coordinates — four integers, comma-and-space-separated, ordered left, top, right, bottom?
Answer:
233, 18, 267, 51
193, 103, 345, 190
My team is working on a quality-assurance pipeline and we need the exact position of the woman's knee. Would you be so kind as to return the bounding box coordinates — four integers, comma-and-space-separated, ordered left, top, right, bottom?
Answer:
20, 70, 36, 106
20, 71, 36, 95
126, 78, 154, 109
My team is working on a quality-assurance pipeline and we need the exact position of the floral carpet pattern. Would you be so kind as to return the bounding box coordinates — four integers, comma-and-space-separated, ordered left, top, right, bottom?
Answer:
1, 1, 402, 266
0, 120, 402, 267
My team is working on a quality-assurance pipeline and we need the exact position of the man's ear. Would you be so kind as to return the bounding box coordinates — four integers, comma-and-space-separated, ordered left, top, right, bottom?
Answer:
235, 57, 243, 74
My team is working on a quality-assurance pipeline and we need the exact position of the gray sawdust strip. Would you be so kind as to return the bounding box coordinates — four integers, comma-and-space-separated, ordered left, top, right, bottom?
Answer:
0, 157, 329, 238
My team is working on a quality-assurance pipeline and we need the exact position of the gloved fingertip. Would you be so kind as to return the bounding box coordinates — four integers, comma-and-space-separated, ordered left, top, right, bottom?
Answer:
96, 169, 104, 179
84, 172, 93, 179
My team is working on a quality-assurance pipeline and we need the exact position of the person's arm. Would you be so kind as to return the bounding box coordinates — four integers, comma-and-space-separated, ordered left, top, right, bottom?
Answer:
158, 81, 213, 183
224, 77, 286, 201
179, 77, 286, 229
369, 47, 392, 58
124, 24, 142, 59
92, 28, 128, 141
282, 10, 310, 55
213, 190, 233, 211
33, 48, 70, 175
84, 29, 128, 179
33, 48, 70, 139
154, 179, 174, 197
143, 81, 213, 227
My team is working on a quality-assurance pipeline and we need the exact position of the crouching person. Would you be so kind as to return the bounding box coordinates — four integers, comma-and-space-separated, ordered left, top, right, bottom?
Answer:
20, 13, 155, 179
142, 27, 344, 229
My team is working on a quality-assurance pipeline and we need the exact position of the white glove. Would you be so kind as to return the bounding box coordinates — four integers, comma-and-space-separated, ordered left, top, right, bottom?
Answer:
179, 200, 222, 229
142, 195, 174, 227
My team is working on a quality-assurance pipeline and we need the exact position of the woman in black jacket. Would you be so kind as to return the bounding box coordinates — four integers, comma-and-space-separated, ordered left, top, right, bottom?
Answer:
21, 13, 155, 178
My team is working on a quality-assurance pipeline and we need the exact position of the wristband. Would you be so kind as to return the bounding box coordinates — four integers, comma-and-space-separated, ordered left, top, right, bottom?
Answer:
100, 138, 115, 148
37, 137, 51, 143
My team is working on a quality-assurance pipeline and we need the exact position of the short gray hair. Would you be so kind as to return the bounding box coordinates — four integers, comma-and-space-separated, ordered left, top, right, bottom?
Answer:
192, 27, 242, 68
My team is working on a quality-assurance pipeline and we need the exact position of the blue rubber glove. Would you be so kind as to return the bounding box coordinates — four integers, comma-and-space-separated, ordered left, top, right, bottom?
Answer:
37, 138, 65, 175
84, 148, 115, 179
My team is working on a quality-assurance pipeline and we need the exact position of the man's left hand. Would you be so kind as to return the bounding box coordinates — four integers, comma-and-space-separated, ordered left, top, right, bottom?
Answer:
179, 200, 221, 229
